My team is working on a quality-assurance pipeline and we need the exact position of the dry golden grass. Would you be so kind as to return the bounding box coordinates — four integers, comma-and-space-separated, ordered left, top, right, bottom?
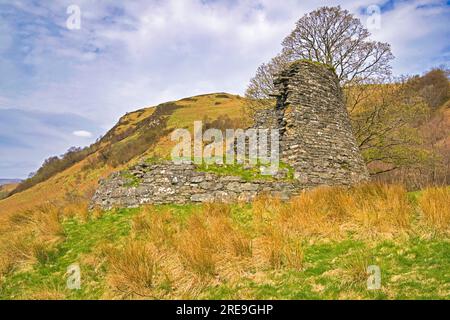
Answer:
168, 93, 250, 130
418, 186, 450, 233
176, 203, 252, 278
1, 182, 447, 299
60, 201, 91, 222
253, 227, 304, 270
103, 184, 416, 298
32, 204, 65, 241
105, 240, 166, 299
176, 215, 218, 277
276, 187, 349, 238
256, 184, 413, 240
104, 203, 255, 298
131, 212, 153, 236
0, 158, 115, 218
131, 206, 178, 247
0, 230, 35, 275
342, 250, 372, 288
252, 193, 282, 222
0, 224, 62, 276
0, 183, 18, 194
0, 201, 89, 277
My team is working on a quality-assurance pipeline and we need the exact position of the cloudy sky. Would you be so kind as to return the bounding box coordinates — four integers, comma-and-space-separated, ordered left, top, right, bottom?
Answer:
0, 0, 449, 178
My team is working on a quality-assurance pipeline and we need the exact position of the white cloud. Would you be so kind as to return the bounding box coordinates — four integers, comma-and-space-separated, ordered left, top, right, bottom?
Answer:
0, 0, 448, 177
72, 130, 93, 138
366, 0, 450, 75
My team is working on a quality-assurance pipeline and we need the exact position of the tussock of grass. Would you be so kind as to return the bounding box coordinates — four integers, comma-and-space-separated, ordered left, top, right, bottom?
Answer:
0, 204, 67, 276
131, 206, 178, 246
342, 250, 373, 288
177, 215, 218, 276
418, 187, 450, 233
253, 228, 304, 270
176, 204, 252, 277
347, 184, 412, 235
104, 240, 166, 299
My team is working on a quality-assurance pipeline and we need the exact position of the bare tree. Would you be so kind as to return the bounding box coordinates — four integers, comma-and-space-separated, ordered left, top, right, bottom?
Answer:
244, 53, 290, 115
244, 6, 448, 188
347, 77, 428, 175
246, 6, 394, 99
246, 54, 290, 100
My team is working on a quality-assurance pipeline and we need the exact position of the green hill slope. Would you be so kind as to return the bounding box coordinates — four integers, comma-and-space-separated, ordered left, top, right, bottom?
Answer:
0, 93, 250, 217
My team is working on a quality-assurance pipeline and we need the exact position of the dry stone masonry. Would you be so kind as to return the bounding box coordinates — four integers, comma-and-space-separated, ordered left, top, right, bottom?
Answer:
92, 162, 298, 209
268, 60, 369, 186
91, 60, 369, 209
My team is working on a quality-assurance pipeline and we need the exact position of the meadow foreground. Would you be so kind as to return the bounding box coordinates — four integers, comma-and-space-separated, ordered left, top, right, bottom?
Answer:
0, 184, 448, 300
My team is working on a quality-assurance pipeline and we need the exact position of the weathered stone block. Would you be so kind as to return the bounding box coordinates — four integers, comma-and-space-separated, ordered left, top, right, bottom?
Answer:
191, 193, 215, 202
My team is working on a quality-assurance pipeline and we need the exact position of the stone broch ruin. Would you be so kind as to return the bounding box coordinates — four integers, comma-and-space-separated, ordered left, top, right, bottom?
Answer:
91, 61, 369, 209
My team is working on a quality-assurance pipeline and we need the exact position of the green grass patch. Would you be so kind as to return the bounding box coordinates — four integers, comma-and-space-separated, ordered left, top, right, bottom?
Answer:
0, 208, 139, 300
196, 161, 294, 182
120, 171, 142, 187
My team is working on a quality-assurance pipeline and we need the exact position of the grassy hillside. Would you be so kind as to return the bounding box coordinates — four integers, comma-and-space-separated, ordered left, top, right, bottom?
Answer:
0, 184, 448, 299
0, 93, 250, 218
0, 184, 19, 200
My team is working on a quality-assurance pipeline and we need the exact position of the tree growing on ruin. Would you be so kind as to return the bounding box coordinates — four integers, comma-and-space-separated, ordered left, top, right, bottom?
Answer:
245, 6, 444, 185
245, 6, 394, 99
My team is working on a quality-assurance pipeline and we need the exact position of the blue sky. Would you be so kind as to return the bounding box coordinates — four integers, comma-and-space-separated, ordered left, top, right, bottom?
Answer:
0, 0, 449, 178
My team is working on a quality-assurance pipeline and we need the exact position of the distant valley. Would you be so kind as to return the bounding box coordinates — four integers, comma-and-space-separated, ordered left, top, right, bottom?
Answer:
0, 179, 22, 186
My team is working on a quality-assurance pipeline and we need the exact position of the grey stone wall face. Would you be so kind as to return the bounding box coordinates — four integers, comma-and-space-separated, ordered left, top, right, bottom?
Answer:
91, 162, 298, 209
256, 60, 369, 187
90, 60, 368, 209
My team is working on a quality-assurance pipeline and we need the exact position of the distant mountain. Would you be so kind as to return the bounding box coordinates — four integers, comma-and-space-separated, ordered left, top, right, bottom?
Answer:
0, 179, 22, 186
